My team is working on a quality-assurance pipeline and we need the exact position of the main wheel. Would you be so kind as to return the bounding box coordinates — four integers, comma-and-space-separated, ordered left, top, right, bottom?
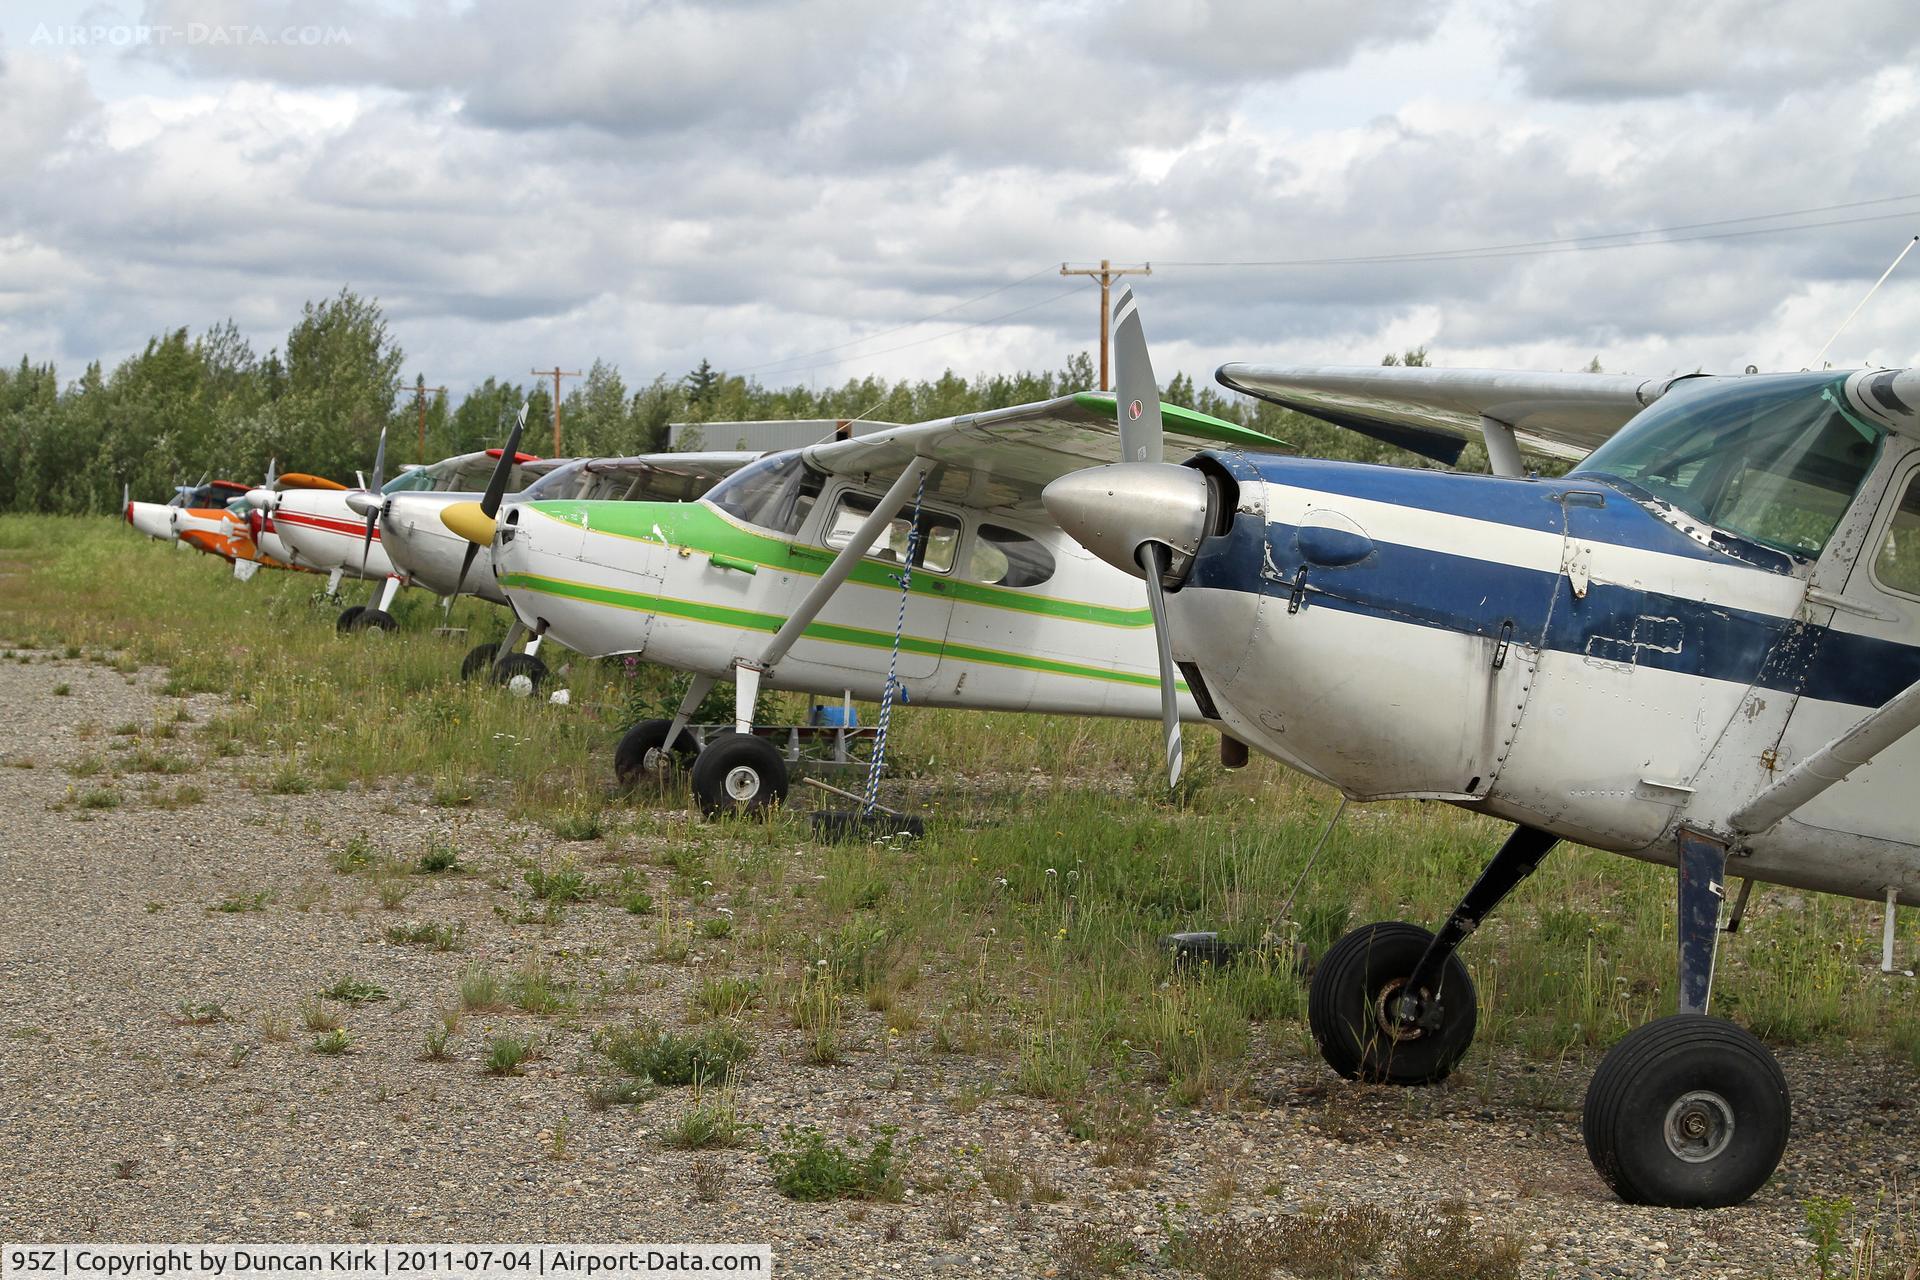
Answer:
614, 718, 699, 786
356, 608, 398, 633
460, 643, 499, 679
689, 732, 788, 819
335, 605, 365, 633
1582, 1014, 1790, 1208
492, 652, 549, 695
1308, 921, 1477, 1085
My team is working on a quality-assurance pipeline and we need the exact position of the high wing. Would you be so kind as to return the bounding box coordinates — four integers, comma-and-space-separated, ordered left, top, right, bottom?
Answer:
275, 472, 349, 492
797, 392, 1284, 515
1215, 363, 1692, 466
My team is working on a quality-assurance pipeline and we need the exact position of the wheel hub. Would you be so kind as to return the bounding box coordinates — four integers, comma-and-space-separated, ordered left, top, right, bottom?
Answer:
723, 765, 762, 802
1663, 1090, 1736, 1163
1373, 978, 1428, 1043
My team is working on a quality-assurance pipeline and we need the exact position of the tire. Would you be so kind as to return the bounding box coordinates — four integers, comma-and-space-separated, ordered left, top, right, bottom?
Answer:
335, 605, 365, 633
1582, 1014, 1790, 1208
357, 609, 398, 633
689, 732, 788, 819
614, 718, 698, 786
460, 643, 499, 680
1308, 921, 1477, 1085
492, 652, 548, 695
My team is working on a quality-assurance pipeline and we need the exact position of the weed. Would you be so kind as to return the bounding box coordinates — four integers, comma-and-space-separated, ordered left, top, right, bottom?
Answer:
550, 1116, 571, 1160
509, 963, 574, 1016
310, 1029, 352, 1056
1388, 1203, 1520, 1280
585, 1079, 651, 1110
385, 921, 466, 951
298, 998, 342, 1033
375, 877, 414, 910
267, 763, 312, 795
415, 840, 462, 874
127, 747, 196, 775
693, 975, 760, 1020
149, 784, 206, 810
458, 964, 504, 1011
622, 889, 655, 915
51, 682, 70, 696
421, 1025, 454, 1062
660, 1081, 745, 1150
549, 809, 605, 842
1052, 1222, 1137, 1278
1805, 1196, 1852, 1280
111, 1158, 139, 1179
330, 837, 374, 874
700, 916, 733, 939
979, 1152, 1024, 1203
594, 1021, 752, 1087
767, 1125, 903, 1202
484, 1032, 535, 1076
689, 1156, 726, 1203
260, 1012, 292, 1043
173, 1000, 229, 1026
66, 756, 105, 778
321, 976, 388, 1005
792, 964, 843, 1065
78, 787, 121, 810
211, 890, 270, 913
524, 862, 590, 903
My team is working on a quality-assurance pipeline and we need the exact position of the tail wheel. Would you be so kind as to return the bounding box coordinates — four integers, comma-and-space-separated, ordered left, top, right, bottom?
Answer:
689, 732, 788, 819
1308, 921, 1477, 1085
460, 643, 499, 680
614, 718, 699, 786
1582, 1014, 1789, 1208
492, 652, 549, 695
334, 606, 365, 633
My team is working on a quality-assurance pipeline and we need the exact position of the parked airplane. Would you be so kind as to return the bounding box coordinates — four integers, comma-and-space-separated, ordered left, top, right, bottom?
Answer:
250, 427, 561, 632
382, 418, 754, 685
1040, 287, 1920, 1208
447, 397, 1283, 814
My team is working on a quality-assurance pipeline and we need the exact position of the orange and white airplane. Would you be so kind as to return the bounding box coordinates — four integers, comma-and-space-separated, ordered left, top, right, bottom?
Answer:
126, 468, 345, 579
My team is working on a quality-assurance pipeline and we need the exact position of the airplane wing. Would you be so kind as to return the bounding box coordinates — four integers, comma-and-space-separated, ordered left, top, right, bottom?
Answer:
1214, 364, 1687, 466
798, 393, 1283, 515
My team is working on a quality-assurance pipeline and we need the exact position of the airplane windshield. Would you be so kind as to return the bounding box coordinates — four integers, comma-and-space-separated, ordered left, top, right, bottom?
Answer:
520, 460, 724, 504
1573, 372, 1884, 560
382, 467, 437, 495
705, 453, 822, 535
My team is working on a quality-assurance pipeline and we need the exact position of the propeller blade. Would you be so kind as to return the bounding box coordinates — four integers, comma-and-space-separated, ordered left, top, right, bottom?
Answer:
1138, 541, 1184, 790
266, 456, 278, 487
479, 402, 532, 520
1111, 286, 1164, 465
450, 542, 483, 602
360, 426, 389, 578
368, 426, 388, 495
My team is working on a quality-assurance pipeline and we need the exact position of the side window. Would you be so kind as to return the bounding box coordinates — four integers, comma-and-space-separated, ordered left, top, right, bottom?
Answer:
1872, 470, 1920, 598
964, 523, 1055, 588
823, 492, 961, 572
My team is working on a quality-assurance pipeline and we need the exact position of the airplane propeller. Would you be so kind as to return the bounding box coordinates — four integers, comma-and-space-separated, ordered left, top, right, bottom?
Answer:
346, 426, 389, 577
442, 401, 533, 601
1043, 287, 1202, 791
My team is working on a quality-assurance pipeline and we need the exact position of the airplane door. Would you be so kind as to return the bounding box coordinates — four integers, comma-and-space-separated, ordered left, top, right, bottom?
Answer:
1771, 454, 1920, 844
783, 486, 955, 680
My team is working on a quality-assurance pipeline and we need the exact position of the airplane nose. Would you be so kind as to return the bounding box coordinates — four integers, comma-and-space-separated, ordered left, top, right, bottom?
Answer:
344, 490, 381, 518
1042, 462, 1211, 582
244, 487, 277, 512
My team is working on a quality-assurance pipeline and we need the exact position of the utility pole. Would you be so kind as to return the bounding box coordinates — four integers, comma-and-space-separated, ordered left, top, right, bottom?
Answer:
409, 379, 446, 464
531, 367, 582, 454
1059, 259, 1151, 391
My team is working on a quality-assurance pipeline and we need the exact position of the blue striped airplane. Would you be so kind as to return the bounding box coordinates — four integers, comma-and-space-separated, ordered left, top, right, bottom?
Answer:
1044, 288, 1920, 1209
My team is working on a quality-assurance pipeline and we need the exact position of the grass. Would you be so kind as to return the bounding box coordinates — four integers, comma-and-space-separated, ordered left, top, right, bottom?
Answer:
10, 516, 1920, 1191
484, 1032, 536, 1076
659, 1081, 745, 1150
319, 976, 388, 1005
767, 1125, 904, 1202
310, 1028, 352, 1056
593, 1020, 752, 1087
385, 921, 466, 951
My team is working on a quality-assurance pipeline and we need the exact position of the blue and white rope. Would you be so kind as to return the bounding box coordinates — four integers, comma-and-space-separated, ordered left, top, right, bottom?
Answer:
862, 471, 926, 815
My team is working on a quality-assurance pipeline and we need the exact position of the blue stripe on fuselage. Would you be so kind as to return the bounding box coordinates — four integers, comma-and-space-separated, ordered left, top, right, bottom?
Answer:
1190, 454, 1920, 709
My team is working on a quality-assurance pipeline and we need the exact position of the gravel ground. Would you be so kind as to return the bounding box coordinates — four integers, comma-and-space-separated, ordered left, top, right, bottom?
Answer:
0, 651, 1915, 1278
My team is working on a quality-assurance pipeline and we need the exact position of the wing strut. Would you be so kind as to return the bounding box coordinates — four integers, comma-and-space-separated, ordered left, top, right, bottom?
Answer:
728, 456, 935, 732
1730, 676, 1920, 835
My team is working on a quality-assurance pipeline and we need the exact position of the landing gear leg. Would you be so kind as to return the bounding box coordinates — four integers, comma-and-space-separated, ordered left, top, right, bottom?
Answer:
324, 567, 344, 600
1309, 824, 1557, 1084
1582, 828, 1790, 1207
493, 621, 549, 694
354, 575, 403, 632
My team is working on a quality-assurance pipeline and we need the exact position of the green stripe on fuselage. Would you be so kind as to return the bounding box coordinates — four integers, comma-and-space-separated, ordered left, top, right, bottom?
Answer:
524, 500, 1157, 628
497, 569, 1177, 690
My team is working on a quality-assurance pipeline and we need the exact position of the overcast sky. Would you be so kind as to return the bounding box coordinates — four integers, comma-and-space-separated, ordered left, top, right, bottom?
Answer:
5, 0, 1920, 401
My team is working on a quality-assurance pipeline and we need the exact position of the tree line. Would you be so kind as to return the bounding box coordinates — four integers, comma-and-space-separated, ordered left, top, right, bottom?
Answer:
0, 288, 1472, 516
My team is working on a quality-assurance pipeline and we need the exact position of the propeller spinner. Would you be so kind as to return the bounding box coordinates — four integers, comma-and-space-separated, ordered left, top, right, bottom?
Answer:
441, 401, 532, 601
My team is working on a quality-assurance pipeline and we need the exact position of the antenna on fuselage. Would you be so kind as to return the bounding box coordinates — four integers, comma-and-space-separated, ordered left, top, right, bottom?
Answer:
1812, 234, 1918, 368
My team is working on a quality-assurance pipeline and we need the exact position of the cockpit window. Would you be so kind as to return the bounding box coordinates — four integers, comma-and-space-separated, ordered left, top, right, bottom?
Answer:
1573, 373, 1883, 560
705, 453, 823, 535
964, 523, 1055, 587
522, 459, 724, 503
823, 492, 961, 572
382, 467, 436, 495
1873, 471, 1920, 598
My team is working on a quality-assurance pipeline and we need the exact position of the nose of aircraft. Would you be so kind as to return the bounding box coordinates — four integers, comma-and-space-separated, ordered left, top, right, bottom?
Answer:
1041, 462, 1212, 581
127, 501, 177, 540
344, 490, 382, 519
439, 501, 497, 547
244, 487, 277, 512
